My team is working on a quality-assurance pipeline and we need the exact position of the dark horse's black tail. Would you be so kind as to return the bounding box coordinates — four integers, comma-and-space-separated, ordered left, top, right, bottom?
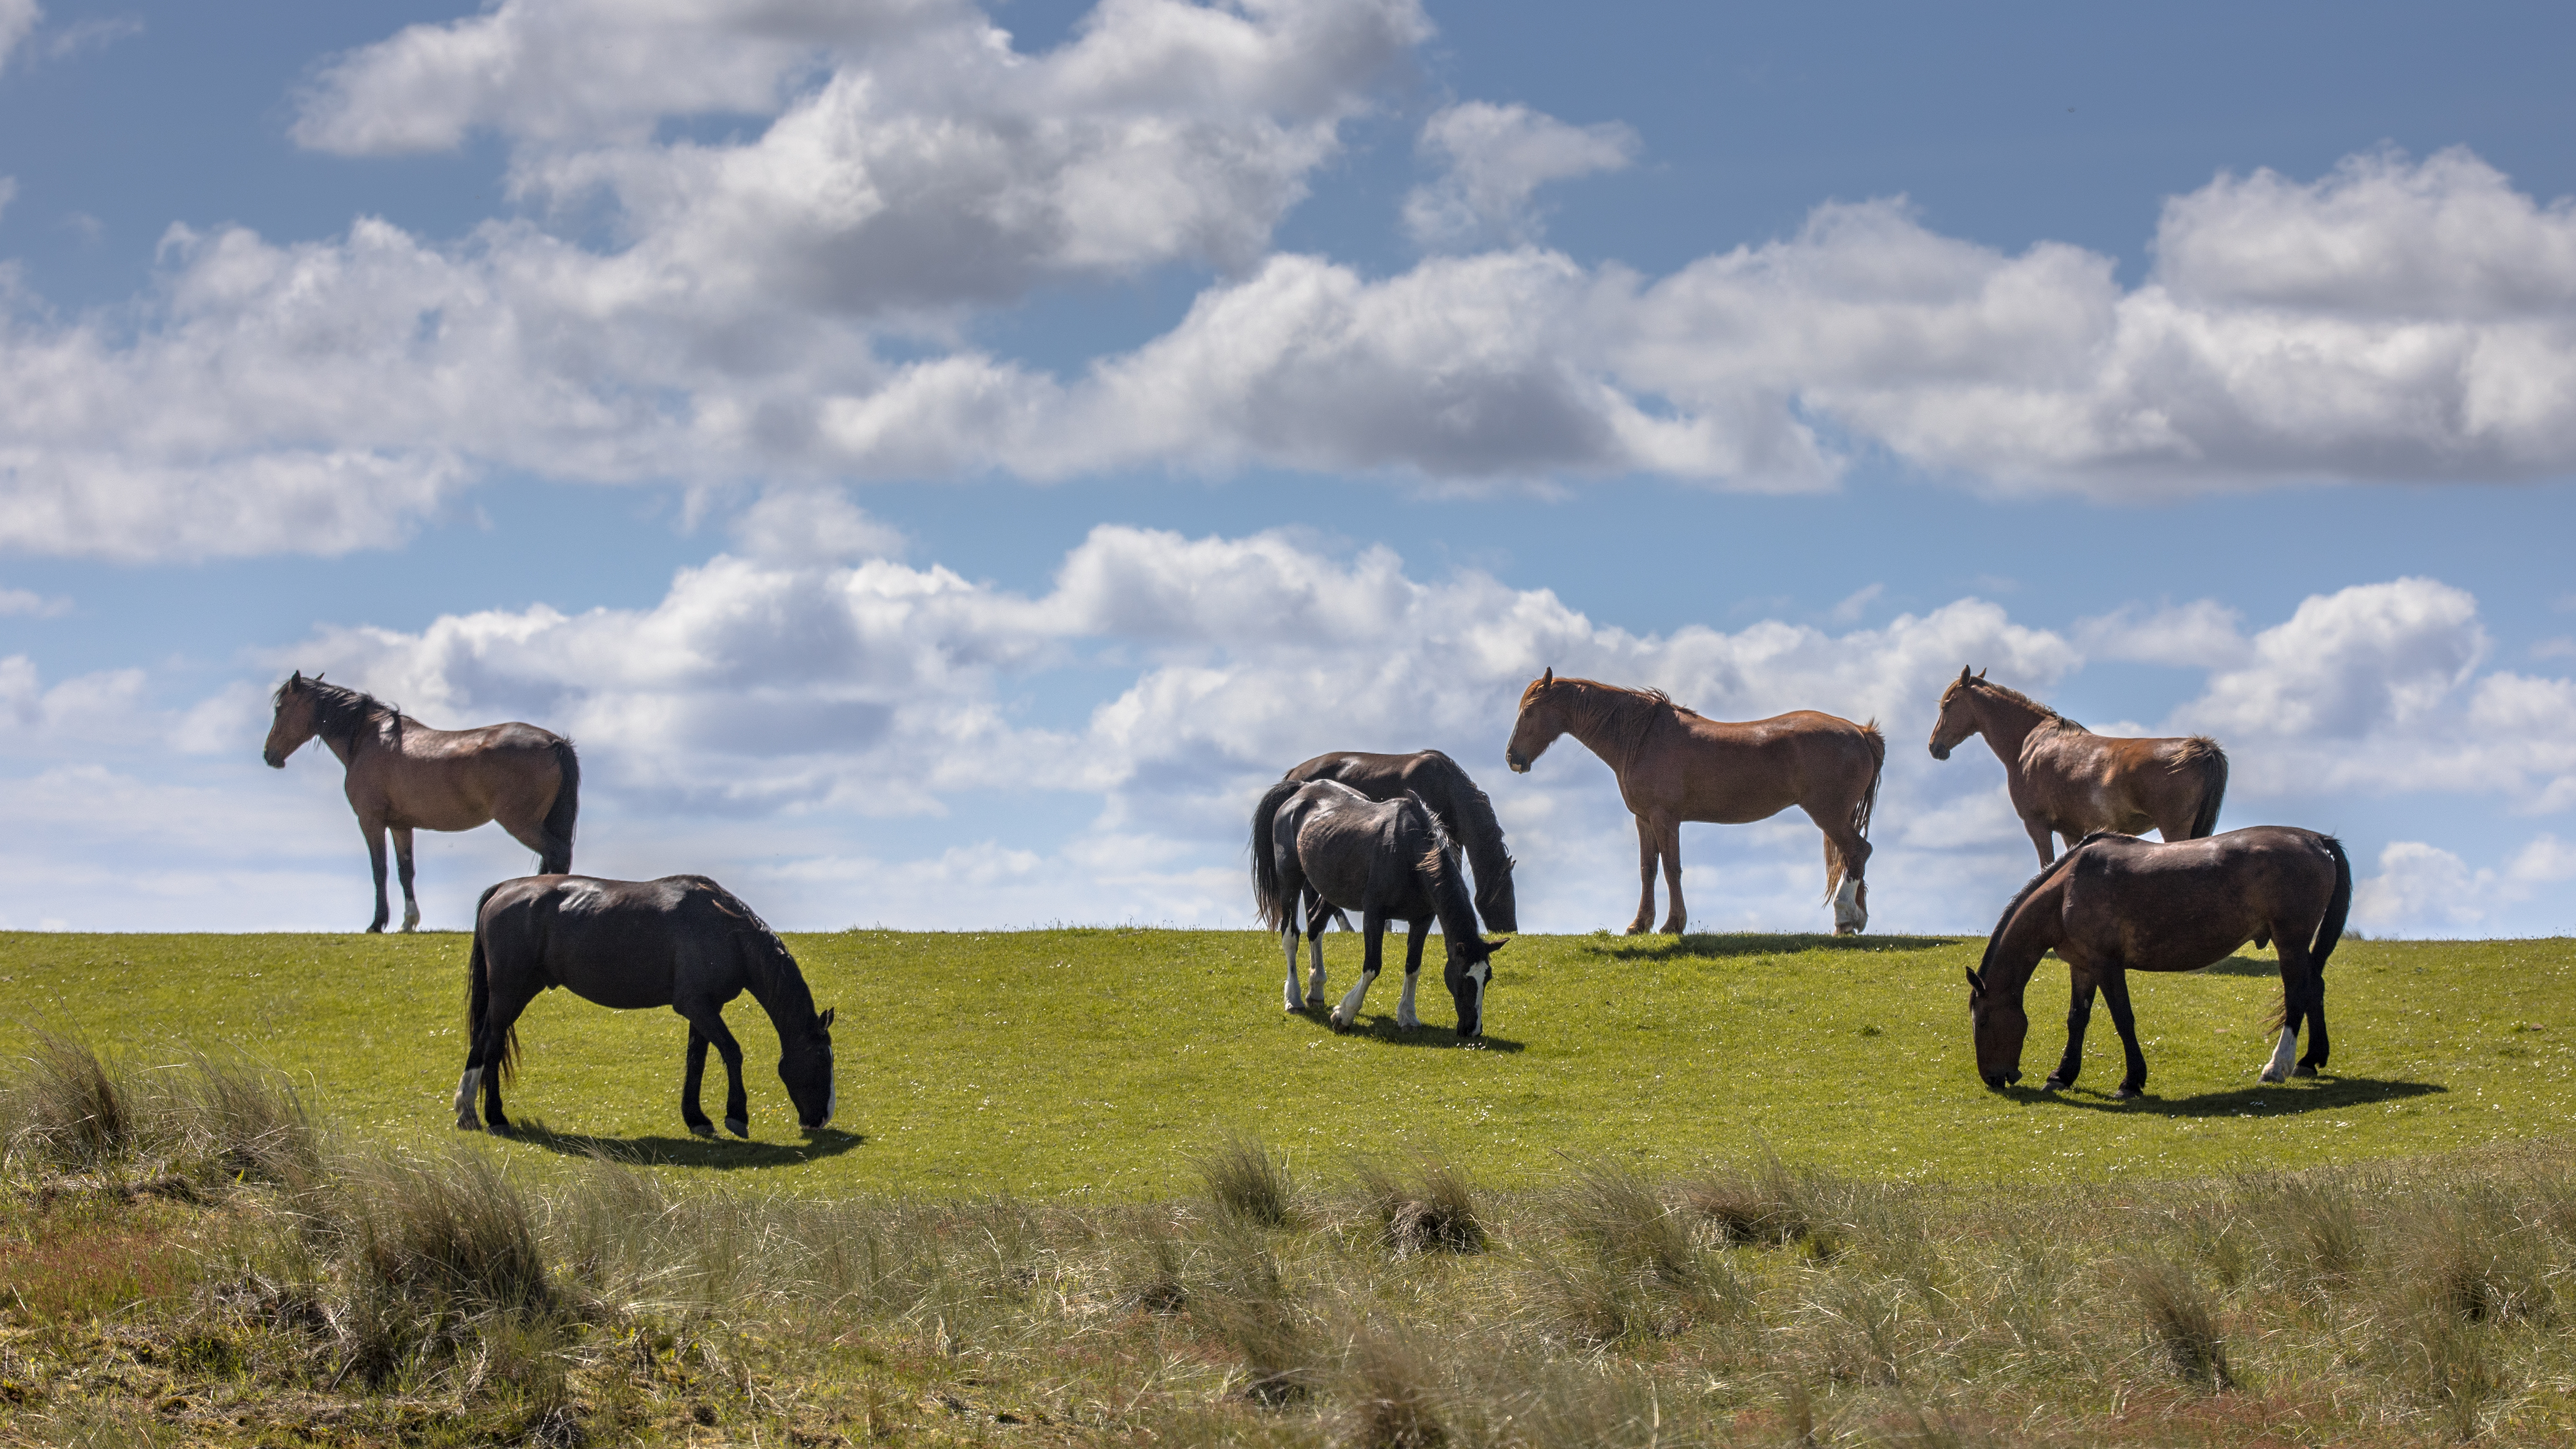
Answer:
540, 738, 581, 873
2181, 736, 2229, 840
2311, 835, 2352, 970
1249, 777, 1302, 932
466, 883, 519, 1086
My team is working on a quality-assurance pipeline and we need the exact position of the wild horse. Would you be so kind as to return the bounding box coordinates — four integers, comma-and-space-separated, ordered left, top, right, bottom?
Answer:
1965, 827, 2351, 1098
1930, 667, 2228, 865
264, 672, 580, 932
1275, 749, 1518, 933
455, 875, 837, 1138
1504, 670, 1884, 935
1250, 779, 1507, 1039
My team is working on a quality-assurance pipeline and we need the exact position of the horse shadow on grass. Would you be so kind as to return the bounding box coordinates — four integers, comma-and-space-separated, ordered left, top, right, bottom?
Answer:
1999, 1076, 2445, 1119
1288, 1007, 1526, 1053
1583, 931, 1960, 963
503, 1120, 866, 1169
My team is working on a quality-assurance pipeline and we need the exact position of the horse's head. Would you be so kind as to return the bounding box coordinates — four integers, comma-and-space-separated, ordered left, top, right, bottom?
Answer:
1963, 966, 2025, 1089
779, 1004, 837, 1130
1444, 935, 1507, 1040
264, 671, 321, 768
1928, 666, 1987, 761
1504, 668, 1563, 774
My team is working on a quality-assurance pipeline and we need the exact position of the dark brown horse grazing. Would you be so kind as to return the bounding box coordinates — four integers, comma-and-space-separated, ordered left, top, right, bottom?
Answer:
1276, 750, 1517, 933
1251, 778, 1507, 1038
1504, 670, 1884, 936
1930, 668, 2228, 866
264, 672, 579, 933
456, 874, 836, 1138
1966, 827, 2351, 1098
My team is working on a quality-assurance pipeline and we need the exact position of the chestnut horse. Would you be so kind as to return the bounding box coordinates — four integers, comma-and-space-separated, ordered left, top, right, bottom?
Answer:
1276, 750, 1517, 933
1504, 670, 1884, 936
1966, 827, 2351, 1098
263, 672, 579, 933
1929, 668, 2227, 865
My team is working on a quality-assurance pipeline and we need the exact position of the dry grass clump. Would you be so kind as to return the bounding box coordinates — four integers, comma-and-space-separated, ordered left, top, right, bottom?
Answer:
0, 1028, 134, 1170
1353, 1148, 1485, 1256
1197, 1131, 1301, 1227
2118, 1256, 2235, 1390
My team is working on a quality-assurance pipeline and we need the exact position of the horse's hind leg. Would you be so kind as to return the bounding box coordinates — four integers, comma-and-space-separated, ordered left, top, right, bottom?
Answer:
1330, 913, 1389, 1032
1627, 815, 1659, 935
1394, 918, 1430, 1031
1304, 891, 1332, 1009
2262, 932, 2320, 1082
2097, 967, 2150, 1098
2046, 975, 2097, 1091
392, 826, 420, 932
680, 1028, 716, 1136
1804, 801, 1874, 936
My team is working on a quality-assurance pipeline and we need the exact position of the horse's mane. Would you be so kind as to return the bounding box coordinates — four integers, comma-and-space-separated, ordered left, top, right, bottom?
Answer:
285, 676, 404, 749
1977, 848, 2082, 978
1413, 751, 1515, 873
1536, 675, 1704, 722
1406, 795, 1482, 941
1946, 674, 2084, 733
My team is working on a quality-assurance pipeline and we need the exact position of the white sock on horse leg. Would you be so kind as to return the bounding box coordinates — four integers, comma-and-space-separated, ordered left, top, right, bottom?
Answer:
1334, 970, 1377, 1027
2263, 1025, 2298, 1081
1832, 878, 1865, 934
1282, 930, 1303, 1010
1396, 971, 1420, 1030
1307, 936, 1328, 1005
454, 1067, 482, 1123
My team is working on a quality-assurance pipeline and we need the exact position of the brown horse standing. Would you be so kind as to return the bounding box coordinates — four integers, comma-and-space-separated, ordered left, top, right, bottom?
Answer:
1929, 668, 2227, 865
1504, 670, 1884, 936
1966, 827, 2351, 1097
263, 672, 580, 933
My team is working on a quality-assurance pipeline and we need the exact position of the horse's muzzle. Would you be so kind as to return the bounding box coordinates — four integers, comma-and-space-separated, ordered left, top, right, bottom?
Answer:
262, 751, 283, 769
1983, 1069, 2023, 1090
1505, 753, 1529, 774
1929, 744, 1950, 761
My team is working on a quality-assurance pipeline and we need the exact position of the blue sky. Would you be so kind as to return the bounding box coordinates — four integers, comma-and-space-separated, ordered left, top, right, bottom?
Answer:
2, 0, 2572, 937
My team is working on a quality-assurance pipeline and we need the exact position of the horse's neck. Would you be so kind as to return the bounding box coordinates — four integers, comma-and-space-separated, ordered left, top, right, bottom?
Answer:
1422, 850, 1482, 942
1971, 691, 2050, 764
1988, 884, 2066, 1006
744, 948, 819, 1041
1563, 689, 1657, 772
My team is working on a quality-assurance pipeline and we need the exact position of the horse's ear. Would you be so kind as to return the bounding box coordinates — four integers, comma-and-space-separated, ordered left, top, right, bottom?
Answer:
1976, 667, 1987, 679
819, 1006, 835, 1028
290, 670, 303, 685
1964, 967, 1985, 997
1486, 937, 1509, 953
1542, 667, 1554, 687
1957, 666, 1972, 685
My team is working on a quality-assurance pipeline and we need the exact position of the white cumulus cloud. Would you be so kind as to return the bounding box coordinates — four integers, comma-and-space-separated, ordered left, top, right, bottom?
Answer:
1403, 100, 1638, 249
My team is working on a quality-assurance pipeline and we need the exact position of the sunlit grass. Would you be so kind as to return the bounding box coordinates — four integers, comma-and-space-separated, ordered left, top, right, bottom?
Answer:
2, 929, 2569, 1194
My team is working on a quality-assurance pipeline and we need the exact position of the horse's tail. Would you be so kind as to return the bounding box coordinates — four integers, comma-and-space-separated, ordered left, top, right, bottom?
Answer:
2179, 736, 2227, 840
466, 883, 518, 1086
1824, 720, 1887, 900
1250, 777, 1302, 932
540, 738, 581, 873
2311, 834, 2352, 972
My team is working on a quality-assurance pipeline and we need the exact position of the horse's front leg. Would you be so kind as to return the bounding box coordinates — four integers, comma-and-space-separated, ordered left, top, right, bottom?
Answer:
2096, 967, 2149, 1098
359, 814, 391, 933
680, 1007, 752, 1136
1394, 918, 1430, 1031
1627, 814, 1659, 935
2046, 974, 2097, 1090
2021, 815, 2057, 868
1656, 818, 1686, 935
1330, 912, 1387, 1032
1304, 891, 1331, 1009
392, 826, 420, 932
680, 1026, 715, 1136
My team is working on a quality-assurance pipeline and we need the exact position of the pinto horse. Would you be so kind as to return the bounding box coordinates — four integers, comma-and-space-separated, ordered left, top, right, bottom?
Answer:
456, 874, 836, 1138
1966, 827, 2351, 1098
1275, 750, 1518, 933
1930, 668, 2227, 866
1504, 670, 1884, 936
264, 672, 579, 933
1250, 779, 1507, 1038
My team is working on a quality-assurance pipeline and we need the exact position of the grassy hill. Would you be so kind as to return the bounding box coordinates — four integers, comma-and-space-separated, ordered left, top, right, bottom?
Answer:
2, 928, 2564, 1194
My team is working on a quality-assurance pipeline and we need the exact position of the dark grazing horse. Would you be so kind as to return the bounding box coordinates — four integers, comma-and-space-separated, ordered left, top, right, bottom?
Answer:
1965, 827, 2351, 1098
1276, 751, 1518, 933
1250, 779, 1507, 1039
1930, 667, 2229, 865
454, 874, 837, 1138
264, 672, 580, 933
1505, 670, 1884, 936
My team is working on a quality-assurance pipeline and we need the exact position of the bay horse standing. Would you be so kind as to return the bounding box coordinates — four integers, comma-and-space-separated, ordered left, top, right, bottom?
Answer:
1275, 750, 1517, 933
1504, 670, 1884, 936
1251, 778, 1507, 1039
1929, 667, 2227, 865
456, 874, 836, 1138
1965, 827, 2351, 1098
264, 672, 579, 933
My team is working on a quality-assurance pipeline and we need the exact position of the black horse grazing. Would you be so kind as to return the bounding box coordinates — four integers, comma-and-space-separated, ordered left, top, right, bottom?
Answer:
1966, 827, 2352, 1098
455, 875, 837, 1138
1250, 779, 1507, 1039
1277, 750, 1518, 933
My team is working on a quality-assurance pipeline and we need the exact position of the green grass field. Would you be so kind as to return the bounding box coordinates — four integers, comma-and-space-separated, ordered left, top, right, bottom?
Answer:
3, 927, 2566, 1195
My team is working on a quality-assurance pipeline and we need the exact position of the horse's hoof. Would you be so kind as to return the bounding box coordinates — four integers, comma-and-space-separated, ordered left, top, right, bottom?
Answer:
2041, 1078, 2066, 1092
455, 1116, 480, 1131
2293, 1063, 2319, 1079
725, 1118, 749, 1138
1328, 1013, 1353, 1034
2258, 1068, 2286, 1084
2113, 1087, 2142, 1101
484, 1122, 514, 1137
688, 1122, 714, 1138
365, 923, 385, 935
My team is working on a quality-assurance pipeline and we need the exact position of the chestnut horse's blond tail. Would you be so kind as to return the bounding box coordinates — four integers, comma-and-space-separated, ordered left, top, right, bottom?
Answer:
1822, 720, 1886, 901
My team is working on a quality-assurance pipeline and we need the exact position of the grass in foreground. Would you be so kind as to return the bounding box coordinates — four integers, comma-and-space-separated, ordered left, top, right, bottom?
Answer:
0, 930, 2568, 1195
7, 1039, 2576, 1446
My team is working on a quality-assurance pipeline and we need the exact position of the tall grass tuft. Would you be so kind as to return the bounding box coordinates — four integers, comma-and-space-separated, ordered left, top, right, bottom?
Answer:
1335, 1324, 1452, 1448
2120, 1257, 2233, 1390
339, 1144, 553, 1316
167, 1051, 323, 1190
1555, 1156, 1697, 1286
1, 1028, 134, 1170
1197, 1131, 1298, 1228
1353, 1148, 1485, 1256
1677, 1151, 1824, 1247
